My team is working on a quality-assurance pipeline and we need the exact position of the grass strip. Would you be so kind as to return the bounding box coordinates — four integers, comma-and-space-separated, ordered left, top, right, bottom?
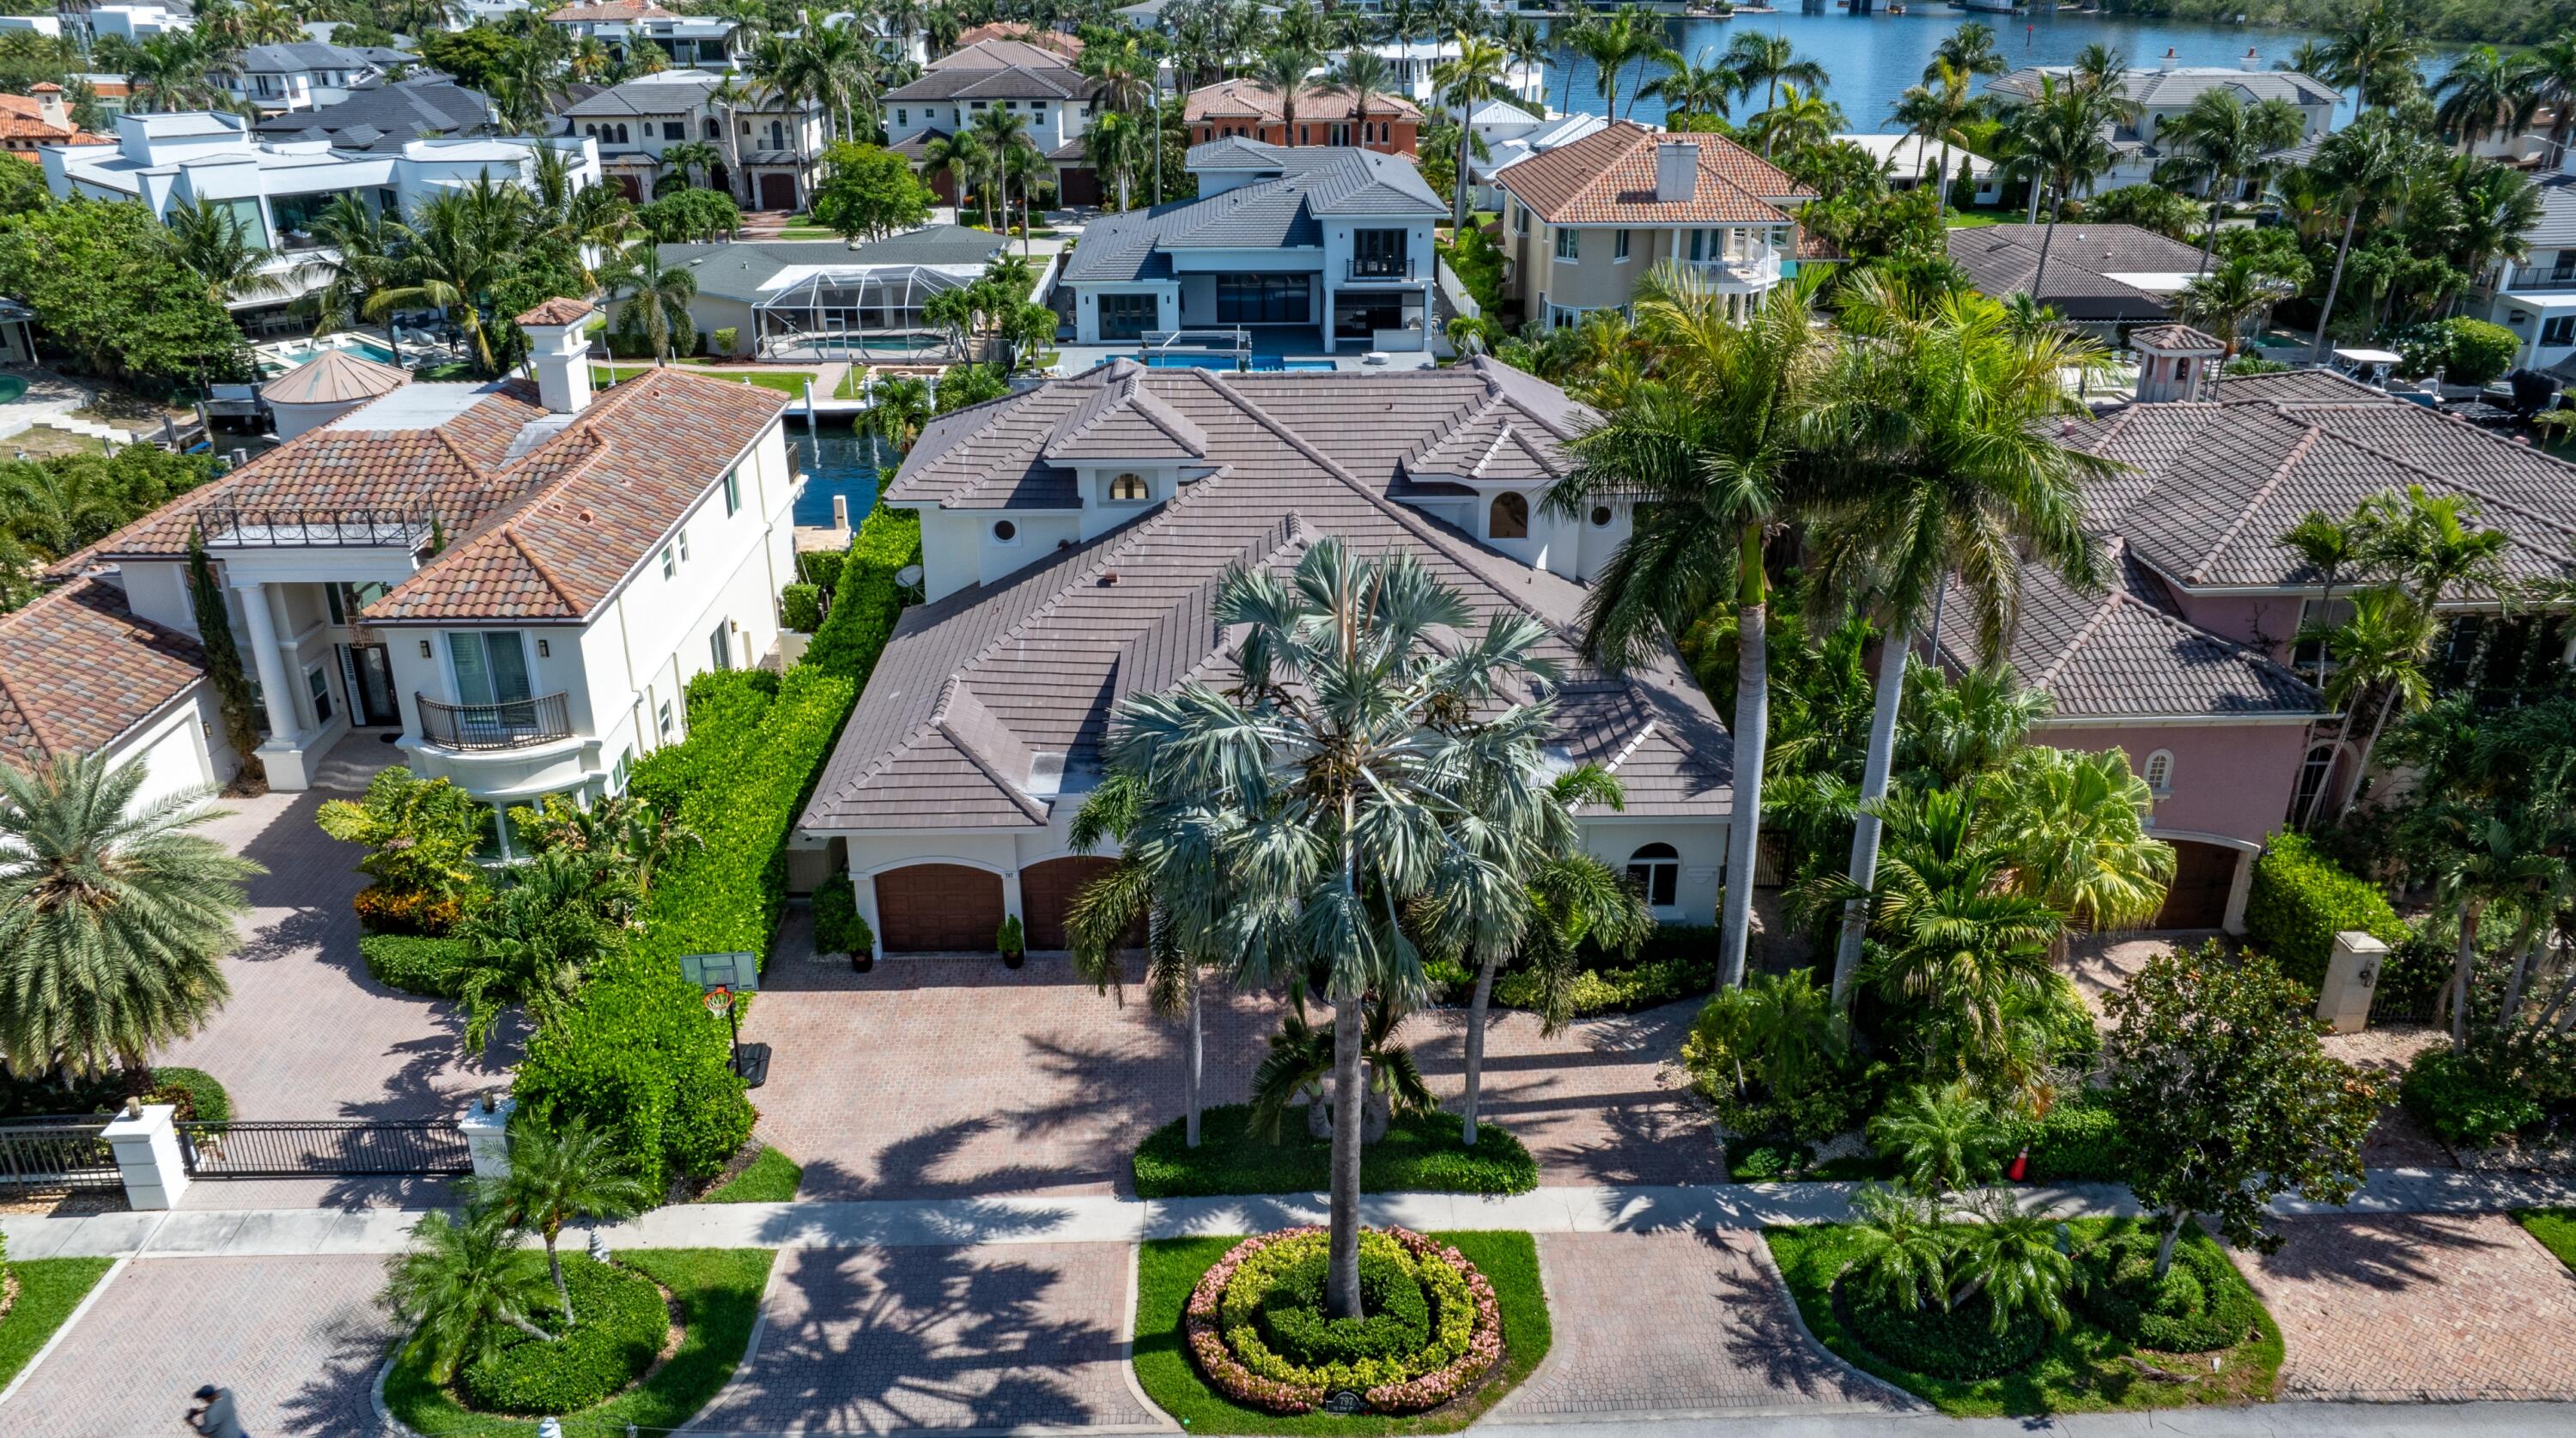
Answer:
701, 1146, 802, 1204
0, 1256, 115, 1391
2518, 1209, 2576, 1271
1133, 1104, 1536, 1198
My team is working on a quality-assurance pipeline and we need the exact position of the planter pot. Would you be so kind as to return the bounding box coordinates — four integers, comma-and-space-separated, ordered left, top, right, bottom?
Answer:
1002, 950, 1025, 970
850, 950, 873, 974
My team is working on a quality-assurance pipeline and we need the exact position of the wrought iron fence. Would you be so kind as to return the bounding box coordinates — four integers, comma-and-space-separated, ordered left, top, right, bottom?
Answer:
195, 502, 438, 549
176, 1119, 471, 1179
0, 1117, 122, 1192
415, 691, 574, 751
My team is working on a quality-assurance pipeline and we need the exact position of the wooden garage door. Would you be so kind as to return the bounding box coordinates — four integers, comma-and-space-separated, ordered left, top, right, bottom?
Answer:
2152, 840, 2238, 930
873, 864, 1004, 953
1020, 856, 1135, 952
758, 172, 799, 210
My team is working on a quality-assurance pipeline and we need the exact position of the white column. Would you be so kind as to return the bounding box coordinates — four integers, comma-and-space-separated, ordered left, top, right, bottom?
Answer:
229, 578, 300, 741
459, 1094, 515, 1180
102, 1102, 189, 1210
1002, 866, 1024, 928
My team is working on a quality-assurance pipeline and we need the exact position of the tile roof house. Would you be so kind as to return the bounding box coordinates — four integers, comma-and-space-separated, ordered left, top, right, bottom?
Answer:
1988, 49, 2339, 194
249, 75, 495, 152
28, 301, 804, 828
1058, 139, 1445, 350
797, 358, 1734, 956
1492, 120, 1814, 328
555, 68, 825, 209
1945, 223, 2208, 329
886, 39, 1109, 205
0, 86, 112, 164
0, 576, 229, 816
627, 227, 1007, 357
951, 21, 1081, 59
219, 41, 382, 114
1183, 78, 1424, 156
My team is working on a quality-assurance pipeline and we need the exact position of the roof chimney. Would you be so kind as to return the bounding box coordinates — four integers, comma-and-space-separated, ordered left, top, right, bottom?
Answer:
2159, 47, 2179, 72
29, 82, 64, 130
513, 298, 596, 416
1654, 140, 1698, 204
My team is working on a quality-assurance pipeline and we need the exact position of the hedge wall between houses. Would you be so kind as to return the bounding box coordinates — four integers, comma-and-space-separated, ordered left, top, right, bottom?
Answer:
2242, 830, 2407, 990
799, 501, 920, 686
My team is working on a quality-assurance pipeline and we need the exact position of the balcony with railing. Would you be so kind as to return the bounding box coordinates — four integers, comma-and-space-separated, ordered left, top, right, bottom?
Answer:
1346, 254, 1419, 281
415, 691, 574, 752
1687, 244, 1783, 292
195, 502, 439, 550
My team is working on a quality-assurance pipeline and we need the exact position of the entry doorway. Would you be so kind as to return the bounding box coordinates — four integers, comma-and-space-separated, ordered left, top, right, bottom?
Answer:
759, 173, 799, 209
337, 643, 402, 727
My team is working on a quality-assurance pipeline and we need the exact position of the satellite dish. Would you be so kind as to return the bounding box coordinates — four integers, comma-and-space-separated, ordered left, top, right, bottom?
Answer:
896, 564, 924, 589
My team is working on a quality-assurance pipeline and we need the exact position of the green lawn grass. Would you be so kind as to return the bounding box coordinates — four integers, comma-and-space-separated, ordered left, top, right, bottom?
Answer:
1133, 1230, 1549, 1435
2518, 1209, 2576, 1271
1132, 1104, 1537, 1198
383, 1247, 774, 1436
701, 1146, 802, 1203
1765, 1217, 2282, 1417
0, 1257, 114, 1391
1945, 209, 2008, 228
592, 365, 817, 397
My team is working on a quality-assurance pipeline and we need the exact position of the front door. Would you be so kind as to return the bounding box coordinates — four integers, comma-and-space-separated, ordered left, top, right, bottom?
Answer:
1099, 292, 1156, 341
759, 172, 798, 210
338, 643, 401, 727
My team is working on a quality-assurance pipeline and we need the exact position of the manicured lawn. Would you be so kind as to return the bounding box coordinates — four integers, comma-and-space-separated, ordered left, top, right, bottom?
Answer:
0, 1257, 115, 1391
2518, 1209, 2576, 1271
382, 1247, 775, 1436
592, 365, 818, 397
701, 1145, 802, 1203
1945, 209, 2008, 228
1132, 1103, 1537, 1198
1765, 1217, 2282, 1417
1133, 1230, 1549, 1435
412, 361, 478, 380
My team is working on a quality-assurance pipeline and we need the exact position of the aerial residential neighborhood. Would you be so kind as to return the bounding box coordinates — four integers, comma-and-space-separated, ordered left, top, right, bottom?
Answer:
7, 3, 2576, 1437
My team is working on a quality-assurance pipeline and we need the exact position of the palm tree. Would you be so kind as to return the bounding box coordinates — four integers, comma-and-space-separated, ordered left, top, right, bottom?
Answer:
1642, 57, 1734, 130
2320, 0, 2427, 116
2525, 35, 2576, 168
2000, 76, 2119, 297
1322, 48, 1400, 153
383, 1209, 561, 1381
1254, 42, 1322, 146
1804, 272, 2111, 1009
161, 197, 283, 308
1503, 16, 1546, 106
367, 189, 515, 375
1868, 1079, 2002, 1196
860, 373, 931, 448
1722, 30, 1827, 155
659, 139, 724, 192
1542, 265, 1836, 989
1105, 538, 1564, 1320
126, 33, 228, 113
2281, 508, 2362, 695
2318, 586, 2438, 817
1926, 21, 2006, 83
600, 240, 698, 365
969, 103, 1038, 238
2306, 117, 2429, 362
923, 130, 993, 228
702, 72, 757, 201
1571, 9, 1656, 124
2446, 160, 2544, 311
453, 850, 633, 1053
1844, 1184, 1950, 1310
1249, 998, 1435, 1143
1984, 746, 2174, 944
1888, 62, 1979, 216
2433, 46, 2540, 155
475, 1118, 649, 1326
2153, 90, 2308, 274
2174, 257, 2296, 355
1949, 1192, 2075, 1331
292, 194, 401, 338
1431, 33, 1508, 227
1086, 110, 1147, 212
1747, 85, 1842, 161
0, 755, 258, 1082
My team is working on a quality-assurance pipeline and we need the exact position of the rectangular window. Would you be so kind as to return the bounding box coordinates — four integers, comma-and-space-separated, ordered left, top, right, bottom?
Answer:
678, 530, 692, 563
307, 664, 333, 725
1352, 228, 1408, 277
447, 631, 532, 707
1214, 273, 1311, 325
662, 120, 683, 140
613, 746, 635, 792
708, 622, 732, 672
723, 470, 741, 515
661, 545, 677, 579
658, 699, 675, 740
2545, 315, 2576, 348
1554, 228, 1578, 262
2293, 596, 2356, 669
2554, 249, 2576, 282
1613, 228, 1631, 261
1513, 203, 1528, 236
896, 108, 907, 126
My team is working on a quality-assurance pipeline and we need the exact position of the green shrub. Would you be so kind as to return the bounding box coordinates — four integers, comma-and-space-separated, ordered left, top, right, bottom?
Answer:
361, 934, 473, 998
2392, 317, 2520, 386
2072, 1223, 2263, 1354
799, 501, 920, 685
2004, 1089, 2126, 1183
1491, 925, 1717, 1016
1728, 1140, 1813, 1182
811, 871, 871, 957
352, 883, 469, 936
457, 1256, 668, 1414
798, 549, 845, 591
1253, 1246, 1433, 1369
712, 325, 738, 355
148, 1066, 228, 1125
1131, 1103, 1537, 1198
1835, 1277, 2048, 1380
2399, 1047, 2543, 1148
781, 582, 823, 633
2242, 830, 2404, 989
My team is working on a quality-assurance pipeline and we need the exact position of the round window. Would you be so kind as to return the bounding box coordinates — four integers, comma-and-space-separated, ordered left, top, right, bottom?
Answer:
1590, 506, 1613, 528
993, 520, 1018, 543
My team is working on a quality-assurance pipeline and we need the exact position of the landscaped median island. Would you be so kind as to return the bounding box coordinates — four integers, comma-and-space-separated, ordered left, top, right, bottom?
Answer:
1133, 1105, 1536, 1199
1134, 1230, 1549, 1435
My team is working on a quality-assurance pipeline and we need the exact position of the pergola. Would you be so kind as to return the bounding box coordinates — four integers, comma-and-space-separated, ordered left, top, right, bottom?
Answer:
752, 264, 987, 361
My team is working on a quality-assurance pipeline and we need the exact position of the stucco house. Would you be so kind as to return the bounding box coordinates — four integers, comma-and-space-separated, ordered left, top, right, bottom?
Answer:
793, 357, 1730, 957
1986, 52, 2339, 196
217, 41, 382, 115
886, 38, 1107, 206
544, 1, 743, 70
1183, 78, 1423, 155
2458, 158, 2576, 379
1945, 223, 2210, 336
555, 68, 825, 209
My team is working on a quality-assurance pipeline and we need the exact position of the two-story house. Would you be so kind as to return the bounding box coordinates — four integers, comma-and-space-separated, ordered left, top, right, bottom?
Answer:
544, 0, 742, 71
1492, 121, 1814, 328
25, 300, 800, 840
884, 38, 1106, 205
219, 42, 382, 115
249, 74, 495, 152
1058, 138, 1445, 352
2460, 161, 2576, 376
1184, 78, 1422, 155
793, 357, 1730, 957
0, 84, 112, 165
1986, 51, 2339, 196
556, 69, 825, 209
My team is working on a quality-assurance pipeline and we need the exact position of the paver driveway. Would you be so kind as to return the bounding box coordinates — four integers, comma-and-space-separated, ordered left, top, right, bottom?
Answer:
1497, 1230, 1909, 1419
737, 949, 1715, 1198
1, 1255, 393, 1438
2243, 1213, 2576, 1401
683, 1241, 1164, 1435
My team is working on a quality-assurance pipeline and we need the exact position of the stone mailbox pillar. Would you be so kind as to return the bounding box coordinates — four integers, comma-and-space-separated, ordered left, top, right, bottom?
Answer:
101, 1102, 189, 1210
2316, 930, 2389, 1035
460, 1094, 516, 1182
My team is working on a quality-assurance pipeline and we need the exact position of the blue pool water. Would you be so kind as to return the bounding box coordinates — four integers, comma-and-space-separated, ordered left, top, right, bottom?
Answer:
789, 416, 894, 528
1145, 354, 1342, 373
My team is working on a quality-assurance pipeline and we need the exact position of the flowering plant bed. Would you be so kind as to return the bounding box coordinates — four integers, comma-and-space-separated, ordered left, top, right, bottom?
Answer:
1185, 1227, 1504, 1417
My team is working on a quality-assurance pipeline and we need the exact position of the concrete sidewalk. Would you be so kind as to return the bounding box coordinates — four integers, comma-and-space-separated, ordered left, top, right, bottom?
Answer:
9, 1167, 2575, 1261
1473, 1402, 2576, 1435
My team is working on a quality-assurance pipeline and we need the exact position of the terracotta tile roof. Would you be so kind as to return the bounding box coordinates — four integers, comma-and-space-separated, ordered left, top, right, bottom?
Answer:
0, 576, 206, 765
515, 297, 595, 326
951, 24, 1082, 59
1183, 79, 1424, 125
1492, 120, 1812, 226
2129, 323, 2226, 352
259, 349, 409, 405
546, 1, 680, 20
0, 93, 111, 146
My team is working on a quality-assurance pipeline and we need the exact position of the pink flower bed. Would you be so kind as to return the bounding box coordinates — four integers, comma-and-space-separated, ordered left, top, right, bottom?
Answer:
1183, 1225, 1505, 1417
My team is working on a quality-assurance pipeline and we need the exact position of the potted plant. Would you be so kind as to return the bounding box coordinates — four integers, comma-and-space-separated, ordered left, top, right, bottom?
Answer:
997, 915, 1025, 970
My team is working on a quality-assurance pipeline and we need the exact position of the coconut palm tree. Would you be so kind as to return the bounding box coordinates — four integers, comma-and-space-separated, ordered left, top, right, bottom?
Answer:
1642, 57, 1735, 130
0, 755, 258, 1082
475, 1118, 649, 1326
1571, 8, 1656, 124
2319, 0, 2427, 116
923, 130, 993, 228
1999, 76, 2120, 297
1542, 265, 1836, 990
2174, 256, 2296, 355
1722, 30, 1827, 155
1321, 48, 1400, 152
2433, 46, 2541, 155
969, 103, 1038, 234
2445, 160, 2544, 312
383, 1209, 561, 1381
1254, 41, 1323, 145
1926, 21, 2007, 83
368, 188, 516, 375
2153, 90, 2309, 274
1803, 272, 2111, 1009
1747, 85, 1842, 161
293, 194, 402, 337
1431, 33, 1508, 227
1503, 16, 1546, 106
599, 239, 698, 365
1888, 62, 1980, 217
1104, 537, 1565, 1320
161, 197, 284, 308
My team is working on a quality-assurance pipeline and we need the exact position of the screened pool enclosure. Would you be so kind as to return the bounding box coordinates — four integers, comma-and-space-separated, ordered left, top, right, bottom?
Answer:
751, 263, 992, 361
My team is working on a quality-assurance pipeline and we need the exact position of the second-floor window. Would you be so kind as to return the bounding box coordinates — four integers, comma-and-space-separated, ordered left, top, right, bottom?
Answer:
1614, 229, 1631, 261
1554, 228, 1578, 262
2545, 315, 2576, 348
664, 121, 683, 140
1352, 228, 1406, 277
448, 631, 532, 709
723, 470, 741, 515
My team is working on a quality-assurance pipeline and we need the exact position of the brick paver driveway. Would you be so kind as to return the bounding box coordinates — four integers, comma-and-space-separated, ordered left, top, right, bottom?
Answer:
1, 1255, 393, 1438
683, 1241, 1165, 1435
1497, 1230, 1910, 1419
738, 949, 1714, 1198
2243, 1214, 2576, 1401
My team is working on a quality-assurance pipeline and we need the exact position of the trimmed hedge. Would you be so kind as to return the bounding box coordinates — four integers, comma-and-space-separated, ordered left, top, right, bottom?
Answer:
781, 581, 823, 633
2242, 831, 2405, 989
2072, 1223, 2263, 1354
457, 1256, 669, 1414
1132, 1103, 1538, 1198
1835, 1277, 2048, 1380
799, 501, 920, 685
811, 871, 872, 957
149, 1066, 229, 1125
361, 933, 473, 998
2004, 1089, 2126, 1183
798, 549, 845, 591
2399, 1047, 2543, 1148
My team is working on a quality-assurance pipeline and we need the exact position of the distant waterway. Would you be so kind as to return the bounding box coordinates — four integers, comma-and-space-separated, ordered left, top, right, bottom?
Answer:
789, 416, 893, 529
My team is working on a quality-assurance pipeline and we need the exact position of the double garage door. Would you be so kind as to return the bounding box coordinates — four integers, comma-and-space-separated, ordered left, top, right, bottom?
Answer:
870, 857, 1127, 954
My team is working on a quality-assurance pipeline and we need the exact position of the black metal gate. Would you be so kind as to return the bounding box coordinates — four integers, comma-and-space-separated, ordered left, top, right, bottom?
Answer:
0, 1117, 121, 1192
176, 1119, 471, 1179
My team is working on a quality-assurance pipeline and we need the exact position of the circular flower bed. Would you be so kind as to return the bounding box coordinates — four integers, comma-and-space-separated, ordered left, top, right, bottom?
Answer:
458, 1255, 671, 1414
2072, 1231, 2263, 1354
1185, 1226, 1504, 1415
1831, 1275, 2048, 1381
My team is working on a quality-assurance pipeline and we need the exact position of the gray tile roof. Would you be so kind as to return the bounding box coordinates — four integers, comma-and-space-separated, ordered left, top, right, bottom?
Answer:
1059, 142, 1441, 283
653, 228, 1004, 302
250, 75, 490, 148
1946, 224, 2207, 320
240, 41, 373, 72
805, 359, 1732, 833
1989, 66, 2340, 109
2515, 172, 2576, 255
884, 60, 1100, 102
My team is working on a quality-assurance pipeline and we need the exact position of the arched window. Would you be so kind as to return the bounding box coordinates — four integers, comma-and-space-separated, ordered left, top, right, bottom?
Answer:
1109, 472, 1149, 501
2142, 749, 2175, 795
1626, 842, 1680, 908
1489, 491, 1529, 540
2291, 743, 2338, 825
703, 117, 719, 138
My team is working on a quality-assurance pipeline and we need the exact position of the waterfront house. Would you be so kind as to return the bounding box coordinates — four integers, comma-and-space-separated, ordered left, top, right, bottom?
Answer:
1987, 49, 2338, 196
1462, 102, 1604, 212
1184, 78, 1423, 155
556, 68, 825, 209
607, 226, 1009, 360
2458, 157, 2576, 379
544, 1, 743, 70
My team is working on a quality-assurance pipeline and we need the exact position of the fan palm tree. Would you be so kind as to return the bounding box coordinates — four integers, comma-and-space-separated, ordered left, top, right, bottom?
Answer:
1803, 272, 2111, 1008
475, 1118, 649, 1326
2433, 46, 2541, 155
0, 755, 258, 1082
1543, 265, 1836, 990
2000, 76, 2120, 296
1900, 664, 2051, 790
1926, 21, 2007, 83
1888, 62, 1980, 217
1104, 537, 1566, 1320
1431, 33, 1508, 227
2153, 90, 2308, 274
384, 1209, 561, 1382
599, 240, 698, 365
2173, 256, 2295, 355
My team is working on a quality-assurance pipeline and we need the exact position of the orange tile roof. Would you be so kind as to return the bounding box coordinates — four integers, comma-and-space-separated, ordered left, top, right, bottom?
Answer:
953, 21, 1081, 58
0, 576, 206, 765
1183, 79, 1424, 125
545, 1, 680, 20
1492, 119, 1812, 226
515, 297, 595, 326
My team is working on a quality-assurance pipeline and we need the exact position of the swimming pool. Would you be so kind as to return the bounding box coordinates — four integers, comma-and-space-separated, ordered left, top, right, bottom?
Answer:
258, 337, 404, 376
0, 374, 26, 405
1143, 354, 1341, 373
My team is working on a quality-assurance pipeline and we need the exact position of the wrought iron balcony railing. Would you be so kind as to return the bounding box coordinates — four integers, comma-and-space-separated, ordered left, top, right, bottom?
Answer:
415, 691, 574, 752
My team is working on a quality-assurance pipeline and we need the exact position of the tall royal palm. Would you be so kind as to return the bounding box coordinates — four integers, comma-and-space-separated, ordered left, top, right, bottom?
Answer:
1806, 273, 2111, 1010
1431, 33, 1509, 227
1324, 48, 1400, 154
1107, 539, 1564, 1320
1543, 264, 1836, 989
0, 755, 259, 1081
1571, 9, 1656, 124
2306, 116, 2421, 362
1926, 21, 2006, 83
2153, 90, 2307, 275
1722, 31, 1827, 156
2001, 76, 2118, 295
1255, 41, 1323, 145
2433, 46, 2539, 155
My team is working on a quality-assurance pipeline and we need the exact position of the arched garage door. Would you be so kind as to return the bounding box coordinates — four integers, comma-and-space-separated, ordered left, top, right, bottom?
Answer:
873, 864, 1004, 952
1020, 856, 1136, 952
2153, 840, 2239, 930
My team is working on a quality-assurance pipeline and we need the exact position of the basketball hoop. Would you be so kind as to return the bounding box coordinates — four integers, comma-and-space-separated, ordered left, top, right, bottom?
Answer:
703, 985, 732, 1017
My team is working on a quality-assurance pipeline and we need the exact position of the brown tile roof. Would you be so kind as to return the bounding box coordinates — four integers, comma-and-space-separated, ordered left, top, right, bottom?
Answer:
0, 576, 206, 766
2129, 323, 2225, 352
515, 297, 595, 326
952, 22, 1081, 59
809, 360, 1731, 833
1183, 79, 1424, 125
0, 92, 110, 145
258, 349, 409, 405
1492, 120, 1812, 226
